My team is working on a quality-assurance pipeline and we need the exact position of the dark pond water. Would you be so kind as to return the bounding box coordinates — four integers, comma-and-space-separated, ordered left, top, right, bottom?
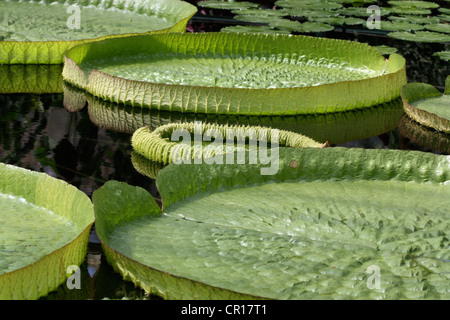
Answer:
0, 0, 449, 300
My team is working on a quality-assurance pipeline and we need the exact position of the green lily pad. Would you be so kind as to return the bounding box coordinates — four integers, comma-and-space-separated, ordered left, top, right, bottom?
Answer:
62, 32, 406, 115
93, 147, 450, 299
425, 23, 450, 34
221, 25, 290, 34
230, 8, 288, 18
388, 1, 440, 9
198, 0, 259, 10
378, 21, 425, 32
279, 8, 340, 18
298, 22, 335, 33
331, 0, 377, 3
434, 51, 450, 61
401, 76, 450, 133
0, 0, 197, 64
0, 65, 63, 94
0, 163, 94, 299
340, 7, 391, 17
388, 15, 441, 24
437, 14, 450, 22
131, 122, 325, 165
275, 0, 343, 10
308, 16, 366, 26
387, 31, 450, 42
232, 14, 273, 24
372, 45, 398, 55
439, 8, 450, 14
388, 7, 432, 15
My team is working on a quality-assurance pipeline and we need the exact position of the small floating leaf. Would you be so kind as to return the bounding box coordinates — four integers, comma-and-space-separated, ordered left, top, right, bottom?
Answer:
388, 7, 432, 15
340, 7, 391, 17
388, 15, 440, 24
131, 122, 325, 165
388, 1, 440, 9
388, 31, 450, 42
221, 25, 290, 34
280, 8, 340, 18
372, 45, 398, 55
433, 51, 450, 61
378, 21, 425, 31
198, 0, 259, 10
425, 24, 450, 34
275, 0, 343, 10
308, 16, 365, 26
437, 14, 450, 22
401, 76, 450, 133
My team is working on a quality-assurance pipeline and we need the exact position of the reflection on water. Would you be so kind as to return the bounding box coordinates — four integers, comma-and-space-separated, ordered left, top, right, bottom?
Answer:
81, 85, 404, 145
0, 65, 63, 94
399, 114, 450, 155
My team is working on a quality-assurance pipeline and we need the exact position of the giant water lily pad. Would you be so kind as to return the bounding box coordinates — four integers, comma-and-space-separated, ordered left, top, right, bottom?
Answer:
401, 76, 450, 133
0, 0, 197, 64
93, 147, 450, 299
131, 122, 325, 165
0, 163, 94, 299
63, 32, 406, 115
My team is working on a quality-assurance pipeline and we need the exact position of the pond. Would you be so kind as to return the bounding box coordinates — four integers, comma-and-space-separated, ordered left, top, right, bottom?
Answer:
0, 0, 449, 300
